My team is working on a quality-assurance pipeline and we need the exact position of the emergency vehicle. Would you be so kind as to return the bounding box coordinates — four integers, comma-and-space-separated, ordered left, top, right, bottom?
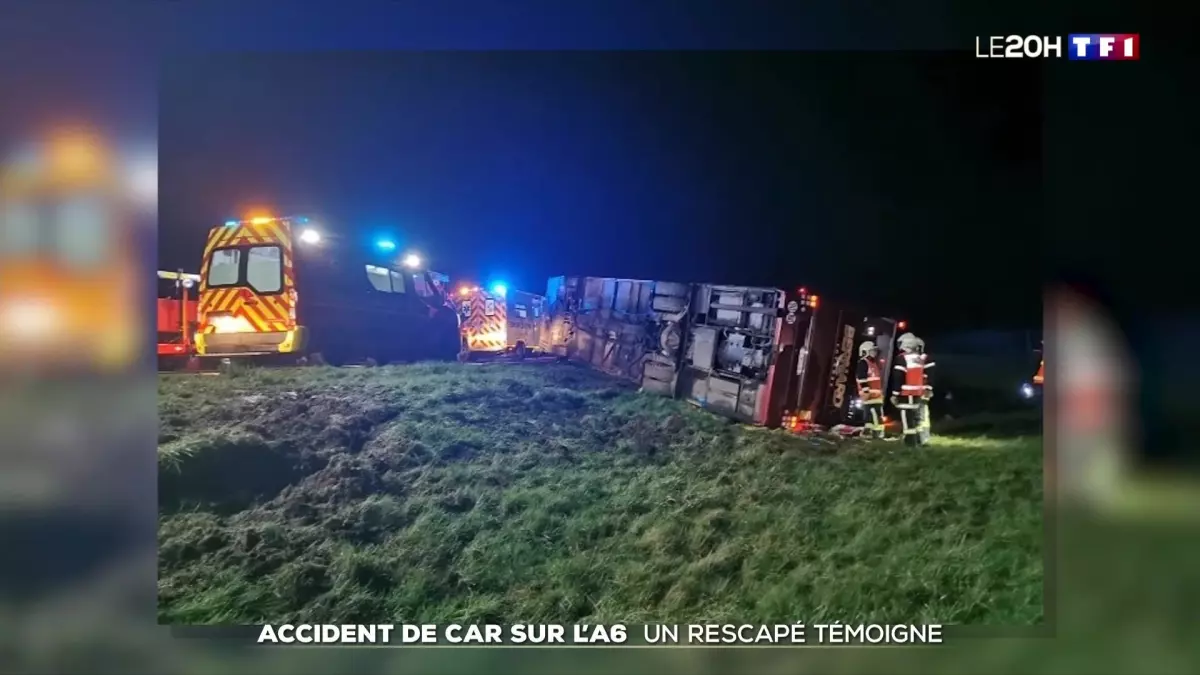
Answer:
0, 128, 140, 372
543, 275, 900, 430
195, 216, 460, 366
1022, 346, 1044, 401
456, 283, 547, 359
157, 270, 200, 368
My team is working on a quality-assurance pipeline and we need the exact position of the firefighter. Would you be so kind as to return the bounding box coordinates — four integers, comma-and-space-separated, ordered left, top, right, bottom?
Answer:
855, 340, 886, 439
891, 332, 935, 446
1033, 341, 1045, 386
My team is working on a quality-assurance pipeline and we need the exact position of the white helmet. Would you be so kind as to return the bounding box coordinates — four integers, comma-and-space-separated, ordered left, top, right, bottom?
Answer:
858, 341, 877, 357
897, 332, 921, 352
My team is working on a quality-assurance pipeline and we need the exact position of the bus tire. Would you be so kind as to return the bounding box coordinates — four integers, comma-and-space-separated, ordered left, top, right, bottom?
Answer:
514, 341, 527, 360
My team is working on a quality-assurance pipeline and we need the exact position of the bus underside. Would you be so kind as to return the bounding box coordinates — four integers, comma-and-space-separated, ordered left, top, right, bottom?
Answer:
543, 275, 897, 430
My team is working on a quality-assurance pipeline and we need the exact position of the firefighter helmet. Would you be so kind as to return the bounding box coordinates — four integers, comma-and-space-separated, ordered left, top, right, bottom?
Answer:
897, 332, 921, 352
858, 341, 877, 357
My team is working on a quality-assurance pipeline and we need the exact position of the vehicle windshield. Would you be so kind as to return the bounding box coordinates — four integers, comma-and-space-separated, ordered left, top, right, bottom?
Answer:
0, 200, 39, 257
206, 248, 240, 287
246, 245, 282, 293
205, 244, 284, 293
0, 196, 110, 266
55, 196, 109, 267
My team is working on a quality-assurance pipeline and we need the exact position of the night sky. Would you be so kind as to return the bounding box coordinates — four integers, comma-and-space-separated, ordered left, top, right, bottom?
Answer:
160, 51, 1042, 333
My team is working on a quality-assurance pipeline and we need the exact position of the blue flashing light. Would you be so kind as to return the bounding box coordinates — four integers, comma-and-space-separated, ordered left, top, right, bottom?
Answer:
490, 283, 508, 297
224, 220, 238, 227
297, 216, 309, 223
376, 239, 397, 251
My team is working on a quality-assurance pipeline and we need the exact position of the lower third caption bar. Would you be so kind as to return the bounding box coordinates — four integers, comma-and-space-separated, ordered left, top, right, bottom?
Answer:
254, 623, 944, 645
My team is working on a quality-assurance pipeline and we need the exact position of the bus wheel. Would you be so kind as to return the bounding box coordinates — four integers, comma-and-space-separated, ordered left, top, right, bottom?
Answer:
514, 342, 527, 360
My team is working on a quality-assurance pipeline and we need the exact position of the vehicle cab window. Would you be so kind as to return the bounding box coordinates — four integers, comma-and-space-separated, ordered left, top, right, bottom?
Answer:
389, 270, 407, 293
246, 245, 282, 293
55, 196, 109, 268
0, 200, 39, 257
207, 249, 241, 287
411, 273, 435, 298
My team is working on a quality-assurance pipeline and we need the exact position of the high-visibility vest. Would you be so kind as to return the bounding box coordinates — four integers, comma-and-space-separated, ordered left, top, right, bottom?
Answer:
857, 357, 883, 401
1033, 359, 1044, 384
895, 352, 928, 396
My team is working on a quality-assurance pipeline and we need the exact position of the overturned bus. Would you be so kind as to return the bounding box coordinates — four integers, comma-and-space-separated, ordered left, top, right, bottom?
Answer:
194, 217, 460, 366
541, 275, 901, 430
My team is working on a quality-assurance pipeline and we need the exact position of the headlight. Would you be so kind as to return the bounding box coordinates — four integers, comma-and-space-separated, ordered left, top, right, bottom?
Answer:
1020, 383, 1035, 399
2, 300, 61, 338
209, 314, 255, 333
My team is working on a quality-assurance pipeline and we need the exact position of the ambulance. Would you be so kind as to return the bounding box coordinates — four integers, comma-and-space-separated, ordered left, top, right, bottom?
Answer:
456, 283, 547, 359
543, 275, 900, 430
0, 127, 140, 372
195, 216, 460, 366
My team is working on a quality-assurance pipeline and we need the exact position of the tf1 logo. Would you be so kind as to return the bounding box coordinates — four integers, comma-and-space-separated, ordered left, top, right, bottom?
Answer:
974, 34, 1140, 60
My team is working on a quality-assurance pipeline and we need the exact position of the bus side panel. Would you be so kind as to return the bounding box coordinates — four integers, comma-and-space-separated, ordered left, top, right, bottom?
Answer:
546, 276, 673, 388
506, 290, 545, 350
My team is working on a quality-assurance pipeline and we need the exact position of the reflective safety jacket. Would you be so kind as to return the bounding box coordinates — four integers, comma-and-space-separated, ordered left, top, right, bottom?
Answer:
855, 356, 884, 403
892, 352, 935, 397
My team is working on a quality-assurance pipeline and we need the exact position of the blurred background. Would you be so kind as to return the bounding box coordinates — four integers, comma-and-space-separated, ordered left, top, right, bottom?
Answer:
1, 2, 1194, 674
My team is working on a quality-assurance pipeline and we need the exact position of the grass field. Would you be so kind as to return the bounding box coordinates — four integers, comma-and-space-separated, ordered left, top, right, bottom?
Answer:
158, 362, 1044, 626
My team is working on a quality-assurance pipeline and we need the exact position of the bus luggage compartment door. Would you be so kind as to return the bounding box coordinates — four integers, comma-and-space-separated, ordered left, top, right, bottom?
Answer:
677, 284, 783, 425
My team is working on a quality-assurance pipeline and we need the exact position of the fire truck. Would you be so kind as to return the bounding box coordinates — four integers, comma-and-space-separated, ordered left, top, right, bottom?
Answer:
194, 216, 460, 366
157, 270, 200, 369
542, 275, 901, 431
456, 283, 547, 360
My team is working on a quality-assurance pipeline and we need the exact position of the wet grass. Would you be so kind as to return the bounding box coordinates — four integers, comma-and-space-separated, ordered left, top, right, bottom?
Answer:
157, 362, 1043, 625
